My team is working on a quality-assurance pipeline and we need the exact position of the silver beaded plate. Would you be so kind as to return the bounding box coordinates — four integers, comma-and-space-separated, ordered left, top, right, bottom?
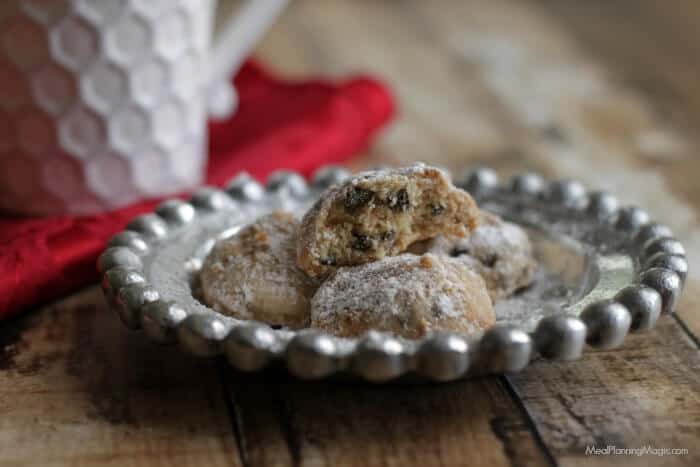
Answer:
99, 166, 688, 383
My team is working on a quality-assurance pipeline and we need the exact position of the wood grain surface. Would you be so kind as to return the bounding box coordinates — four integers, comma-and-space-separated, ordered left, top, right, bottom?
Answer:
2, 0, 699, 466
509, 315, 700, 467
223, 371, 553, 467
0, 288, 240, 467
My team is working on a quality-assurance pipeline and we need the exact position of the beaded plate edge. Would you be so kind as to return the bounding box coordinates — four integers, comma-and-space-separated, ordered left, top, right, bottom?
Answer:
98, 166, 687, 383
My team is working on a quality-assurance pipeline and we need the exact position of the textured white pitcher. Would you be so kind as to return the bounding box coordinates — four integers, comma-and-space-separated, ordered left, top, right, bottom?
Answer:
0, 0, 287, 216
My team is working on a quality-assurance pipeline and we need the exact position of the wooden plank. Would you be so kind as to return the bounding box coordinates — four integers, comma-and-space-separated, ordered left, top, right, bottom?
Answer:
508, 315, 700, 467
0, 287, 240, 467
256, 0, 520, 172
223, 371, 554, 467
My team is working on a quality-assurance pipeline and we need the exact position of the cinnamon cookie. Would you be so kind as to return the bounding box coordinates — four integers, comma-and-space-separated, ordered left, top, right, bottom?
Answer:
310, 253, 495, 339
421, 212, 536, 301
200, 211, 316, 328
297, 164, 480, 278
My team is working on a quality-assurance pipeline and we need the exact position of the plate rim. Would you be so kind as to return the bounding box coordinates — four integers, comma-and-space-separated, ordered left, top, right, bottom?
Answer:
98, 165, 686, 383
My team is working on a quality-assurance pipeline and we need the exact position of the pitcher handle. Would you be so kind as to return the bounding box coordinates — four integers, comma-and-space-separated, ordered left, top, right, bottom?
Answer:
207, 0, 289, 119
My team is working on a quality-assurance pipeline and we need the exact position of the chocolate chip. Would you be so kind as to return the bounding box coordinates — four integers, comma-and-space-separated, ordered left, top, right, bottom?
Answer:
430, 203, 445, 216
480, 253, 498, 267
386, 188, 409, 212
351, 233, 372, 251
320, 256, 337, 266
380, 230, 395, 241
344, 187, 375, 211
451, 247, 470, 256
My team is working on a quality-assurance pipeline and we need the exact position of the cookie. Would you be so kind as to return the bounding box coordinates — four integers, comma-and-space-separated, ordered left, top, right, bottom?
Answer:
420, 212, 536, 301
297, 164, 480, 278
310, 253, 495, 339
200, 211, 316, 328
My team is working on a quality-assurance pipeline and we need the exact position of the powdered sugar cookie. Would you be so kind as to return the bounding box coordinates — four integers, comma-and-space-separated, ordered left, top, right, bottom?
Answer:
310, 253, 495, 339
421, 212, 536, 301
200, 211, 316, 328
297, 164, 480, 278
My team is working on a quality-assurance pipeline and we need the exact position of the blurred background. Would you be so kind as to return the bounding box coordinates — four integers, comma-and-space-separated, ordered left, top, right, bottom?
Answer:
251, 0, 697, 216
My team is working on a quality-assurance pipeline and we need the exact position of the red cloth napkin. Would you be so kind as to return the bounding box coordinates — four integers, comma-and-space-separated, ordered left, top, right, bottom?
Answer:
0, 61, 394, 320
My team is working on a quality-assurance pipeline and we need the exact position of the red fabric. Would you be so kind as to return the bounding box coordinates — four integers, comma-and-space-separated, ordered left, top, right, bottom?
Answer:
0, 61, 394, 319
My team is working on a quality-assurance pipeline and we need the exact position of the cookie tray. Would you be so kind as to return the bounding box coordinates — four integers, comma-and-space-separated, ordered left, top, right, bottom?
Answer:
99, 166, 687, 383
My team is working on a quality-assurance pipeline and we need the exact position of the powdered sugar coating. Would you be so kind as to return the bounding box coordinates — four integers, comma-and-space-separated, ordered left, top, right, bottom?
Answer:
310, 253, 495, 339
421, 212, 536, 301
297, 164, 480, 278
200, 211, 316, 328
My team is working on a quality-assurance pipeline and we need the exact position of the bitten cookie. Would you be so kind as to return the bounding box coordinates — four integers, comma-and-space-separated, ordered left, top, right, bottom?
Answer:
297, 164, 480, 278
419, 211, 536, 301
310, 253, 495, 339
200, 211, 316, 328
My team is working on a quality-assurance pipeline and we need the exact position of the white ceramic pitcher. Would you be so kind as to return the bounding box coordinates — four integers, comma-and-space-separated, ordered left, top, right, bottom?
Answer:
0, 0, 287, 216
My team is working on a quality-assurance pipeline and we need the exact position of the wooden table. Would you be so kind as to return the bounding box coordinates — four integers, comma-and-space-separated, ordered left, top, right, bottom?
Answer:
2, 1, 699, 465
